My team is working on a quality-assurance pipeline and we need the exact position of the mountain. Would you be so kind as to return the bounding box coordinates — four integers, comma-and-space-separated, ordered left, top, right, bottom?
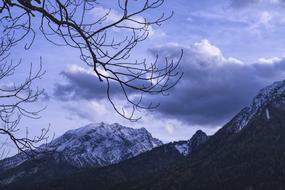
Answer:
134, 79, 285, 190
224, 79, 285, 133
0, 122, 162, 186
46, 122, 162, 168
3, 80, 285, 190
3, 129, 208, 190
174, 130, 208, 156
10, 79, 285, 190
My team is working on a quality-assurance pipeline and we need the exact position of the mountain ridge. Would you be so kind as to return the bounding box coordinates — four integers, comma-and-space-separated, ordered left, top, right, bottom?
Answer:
225, 79, 285, 133
2, 80, 285, 190
14, 79, 285, 190
0, 122, 163, 186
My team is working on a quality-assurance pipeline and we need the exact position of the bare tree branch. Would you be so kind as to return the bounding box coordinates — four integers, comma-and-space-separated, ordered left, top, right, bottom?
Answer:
1, 0, 183, 121
0, 22, 49, 157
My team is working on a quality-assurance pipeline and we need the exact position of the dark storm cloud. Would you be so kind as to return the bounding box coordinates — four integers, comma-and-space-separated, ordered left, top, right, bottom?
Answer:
54, 40, 285, 127
54, 66, 122, 101
145, 40, 285, 126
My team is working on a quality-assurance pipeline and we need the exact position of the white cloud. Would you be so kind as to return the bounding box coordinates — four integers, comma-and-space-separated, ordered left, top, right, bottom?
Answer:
192, 39, 222, 58
147, 39, 285, 127
191, 39, 244, 66
66, 64, 89, 74
257, 56, 282, 64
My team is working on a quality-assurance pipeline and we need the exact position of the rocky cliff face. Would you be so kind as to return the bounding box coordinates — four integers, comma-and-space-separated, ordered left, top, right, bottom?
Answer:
174, 130, 208, 156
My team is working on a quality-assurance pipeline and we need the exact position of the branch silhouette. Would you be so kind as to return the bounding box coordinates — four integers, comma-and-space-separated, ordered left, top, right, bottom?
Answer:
1, 0, 183, 121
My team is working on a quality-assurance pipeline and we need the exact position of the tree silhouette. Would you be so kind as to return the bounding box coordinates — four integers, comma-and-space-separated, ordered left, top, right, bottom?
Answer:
0, 0, 182, 154
0, 28, 49, 157
1, 0, 183, 120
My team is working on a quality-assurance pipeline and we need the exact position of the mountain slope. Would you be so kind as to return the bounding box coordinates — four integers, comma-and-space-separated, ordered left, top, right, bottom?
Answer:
47, 122, 162, 168
174, 130, 208, 156
0, 122, 162, 186
3, 130, 209, 190
14, 79, 285, 190
4, 80, 285, 190
134, 79, 285, 190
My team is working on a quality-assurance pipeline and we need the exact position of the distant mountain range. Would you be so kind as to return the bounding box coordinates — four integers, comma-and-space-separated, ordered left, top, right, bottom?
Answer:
1, 80, 285, 190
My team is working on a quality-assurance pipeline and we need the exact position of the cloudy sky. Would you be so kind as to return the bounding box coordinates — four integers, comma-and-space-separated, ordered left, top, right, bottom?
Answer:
6, 0, 285, 149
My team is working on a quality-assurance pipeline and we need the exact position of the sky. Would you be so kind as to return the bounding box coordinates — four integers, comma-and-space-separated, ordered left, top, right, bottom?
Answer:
3, 0, 285, 153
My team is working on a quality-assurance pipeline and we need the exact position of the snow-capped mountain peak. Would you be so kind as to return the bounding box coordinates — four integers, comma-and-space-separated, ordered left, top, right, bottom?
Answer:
1, 123, 163, 171
229, 80, 285, 132
46, 122, 162, 168
252, 80, 285, 110
0, 123, 163, 185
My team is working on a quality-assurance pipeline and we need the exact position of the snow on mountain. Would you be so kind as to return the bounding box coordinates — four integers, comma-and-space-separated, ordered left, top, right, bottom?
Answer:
0, 122, 163, 170
229, 80, 285, 133
175, 143, 189, 156
174, 130, 208, 156
47, 122, 162, 168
